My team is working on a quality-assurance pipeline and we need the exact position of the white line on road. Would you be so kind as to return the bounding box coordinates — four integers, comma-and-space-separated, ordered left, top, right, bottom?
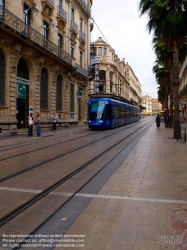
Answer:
0, 186, 187, 204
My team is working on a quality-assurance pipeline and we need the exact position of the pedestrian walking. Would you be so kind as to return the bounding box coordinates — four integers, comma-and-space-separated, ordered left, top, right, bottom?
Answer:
35, 113, 41, 136
164, 113, 170, 128
156, 114, 160, 128
28, 113, 33, 136
52, 112, 58, 131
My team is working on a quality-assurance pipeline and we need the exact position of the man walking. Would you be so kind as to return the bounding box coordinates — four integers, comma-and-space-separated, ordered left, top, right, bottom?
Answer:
164, 113, 170, 128
52, 112, 58, 131
28, 113, 33, 136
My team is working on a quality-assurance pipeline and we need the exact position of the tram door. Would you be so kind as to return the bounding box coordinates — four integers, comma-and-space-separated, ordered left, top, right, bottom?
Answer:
16, 58, 29, 129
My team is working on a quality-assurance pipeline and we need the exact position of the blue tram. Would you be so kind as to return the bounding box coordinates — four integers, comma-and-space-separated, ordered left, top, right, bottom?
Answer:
88, 97, 140, 129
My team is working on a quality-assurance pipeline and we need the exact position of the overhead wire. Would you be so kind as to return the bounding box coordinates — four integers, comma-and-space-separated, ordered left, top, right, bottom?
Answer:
91, 17, 110, 45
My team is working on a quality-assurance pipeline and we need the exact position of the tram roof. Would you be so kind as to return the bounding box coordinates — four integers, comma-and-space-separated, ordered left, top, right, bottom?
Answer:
88, 97, 139, 108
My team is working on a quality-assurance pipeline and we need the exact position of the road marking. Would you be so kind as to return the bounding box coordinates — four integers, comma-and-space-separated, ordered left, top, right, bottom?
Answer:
76, 193, 187, 204
0, 186, 187, 204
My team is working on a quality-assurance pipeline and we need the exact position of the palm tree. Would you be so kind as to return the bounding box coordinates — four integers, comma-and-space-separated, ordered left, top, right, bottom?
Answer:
157, 85, 166, 107
139, 0, 187, 138
153, 62, 170, 110
152, 39, 173, 119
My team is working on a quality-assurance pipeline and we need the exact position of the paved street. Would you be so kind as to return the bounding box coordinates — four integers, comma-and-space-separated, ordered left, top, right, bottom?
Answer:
58, 121, 187, 250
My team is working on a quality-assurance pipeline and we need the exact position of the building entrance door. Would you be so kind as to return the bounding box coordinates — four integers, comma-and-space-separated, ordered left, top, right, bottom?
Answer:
16, 83, 29, 128
16, 57, 29, 129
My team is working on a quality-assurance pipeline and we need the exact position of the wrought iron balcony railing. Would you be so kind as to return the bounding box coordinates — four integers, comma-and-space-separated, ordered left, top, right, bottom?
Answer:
43, 0, 54, 8
0, 6, 72, 65
57, 6, 67, 22
79, 30, 86, 42
70, 20, 78, 34
78, 0, 91, 16
75, 64, 88, 78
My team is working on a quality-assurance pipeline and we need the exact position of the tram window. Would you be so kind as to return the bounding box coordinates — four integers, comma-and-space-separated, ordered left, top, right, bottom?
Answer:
105, 104, 112, 120
89, 101, 105, 120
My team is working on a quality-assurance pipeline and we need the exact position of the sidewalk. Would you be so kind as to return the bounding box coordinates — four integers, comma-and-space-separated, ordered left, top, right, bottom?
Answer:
61, 122, 187, 250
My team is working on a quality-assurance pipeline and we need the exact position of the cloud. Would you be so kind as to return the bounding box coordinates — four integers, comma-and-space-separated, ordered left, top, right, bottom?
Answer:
91, 0, 158, 98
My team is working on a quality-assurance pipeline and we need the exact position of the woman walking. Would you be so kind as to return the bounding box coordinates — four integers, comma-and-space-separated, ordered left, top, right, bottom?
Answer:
156, 114, 161, 128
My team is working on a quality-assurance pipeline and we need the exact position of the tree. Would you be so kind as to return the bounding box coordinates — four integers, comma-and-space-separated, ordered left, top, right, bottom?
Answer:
139, 0, 187, 138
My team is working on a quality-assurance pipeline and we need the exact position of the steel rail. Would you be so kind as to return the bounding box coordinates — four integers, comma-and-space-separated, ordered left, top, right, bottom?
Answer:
0, 120, 150, 183
0, 119, 154, 227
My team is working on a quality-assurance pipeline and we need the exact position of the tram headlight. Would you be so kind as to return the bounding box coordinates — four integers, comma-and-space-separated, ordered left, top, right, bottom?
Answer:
99, 121, 103, 123
89, 120, 91, 123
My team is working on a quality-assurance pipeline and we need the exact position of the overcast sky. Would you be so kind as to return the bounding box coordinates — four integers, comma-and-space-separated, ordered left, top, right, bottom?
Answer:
91, 0, 158, 98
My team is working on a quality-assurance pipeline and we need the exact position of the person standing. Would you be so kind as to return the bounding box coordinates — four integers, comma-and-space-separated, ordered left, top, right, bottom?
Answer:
28, 113, 33, 136
164, 113, 170, 128
35, 113, 41, 136
156, 114, 161, 128
52, 112, 58, 131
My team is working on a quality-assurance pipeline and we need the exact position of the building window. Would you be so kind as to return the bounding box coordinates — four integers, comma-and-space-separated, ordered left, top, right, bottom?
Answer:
103, 48, 107, 56
23, 4, 30, 26
58, 34, 63, 49
80, 18, 83, 31
98, 47, 102, 55
56, 75, 62, 111
99, 70, 106, 81
71, 8, 74, 20
43, 21, 49, 39
80, 51, 83, 67
58, 0, 62, 7
0, 49, 5, 106
0, 0, 5, 18
40, 68, 48, 110
70, 83, 74, 112
71, 44, 74, 57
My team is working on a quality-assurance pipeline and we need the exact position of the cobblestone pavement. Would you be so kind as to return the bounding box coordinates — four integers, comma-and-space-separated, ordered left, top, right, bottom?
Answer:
57, 121, 187, 250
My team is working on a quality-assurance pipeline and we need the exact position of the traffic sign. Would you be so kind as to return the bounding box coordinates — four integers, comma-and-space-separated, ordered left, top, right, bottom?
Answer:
77, 90, 83, 96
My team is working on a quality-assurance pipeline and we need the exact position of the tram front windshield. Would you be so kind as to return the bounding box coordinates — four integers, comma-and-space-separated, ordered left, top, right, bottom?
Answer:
89, 101, 105, 120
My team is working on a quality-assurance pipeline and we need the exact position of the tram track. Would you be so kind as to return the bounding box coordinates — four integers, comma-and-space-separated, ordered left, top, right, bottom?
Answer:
0, 119, 152, 183
0, 118, 154, 228
0, 119, 148, 162
0, 118, 148, 152
0, 127, 89, 151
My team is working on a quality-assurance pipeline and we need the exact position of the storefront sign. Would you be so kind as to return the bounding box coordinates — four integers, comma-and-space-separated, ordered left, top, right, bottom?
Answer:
77, 90, 83, 96
91, 58, 102, 65
17, 77, 29, 99
17, 82, 26, 99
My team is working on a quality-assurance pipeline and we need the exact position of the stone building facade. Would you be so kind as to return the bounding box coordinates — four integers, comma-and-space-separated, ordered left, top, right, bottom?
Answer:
141, 95, 153, 115
89, 37, 142, 104
0, 0, 92, 136
152, 98, 162, 114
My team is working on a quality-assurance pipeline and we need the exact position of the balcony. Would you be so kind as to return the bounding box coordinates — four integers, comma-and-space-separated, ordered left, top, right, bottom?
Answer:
79, 30, 86, 43
78, 0, 91, 17
0, 6, 72, 66
57, 6, 67, 23
41, 0, 54, 8
70, 20, 78, 35
75, 64, 88, 78
57, 6, 67, 31
41, 0, 54, 20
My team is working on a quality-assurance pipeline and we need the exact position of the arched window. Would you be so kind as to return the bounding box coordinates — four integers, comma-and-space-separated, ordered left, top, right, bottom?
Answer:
0, 49, 6, 106
56, 74, 62, 111
40, 68, 48, 110
17, 57, 29, 79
